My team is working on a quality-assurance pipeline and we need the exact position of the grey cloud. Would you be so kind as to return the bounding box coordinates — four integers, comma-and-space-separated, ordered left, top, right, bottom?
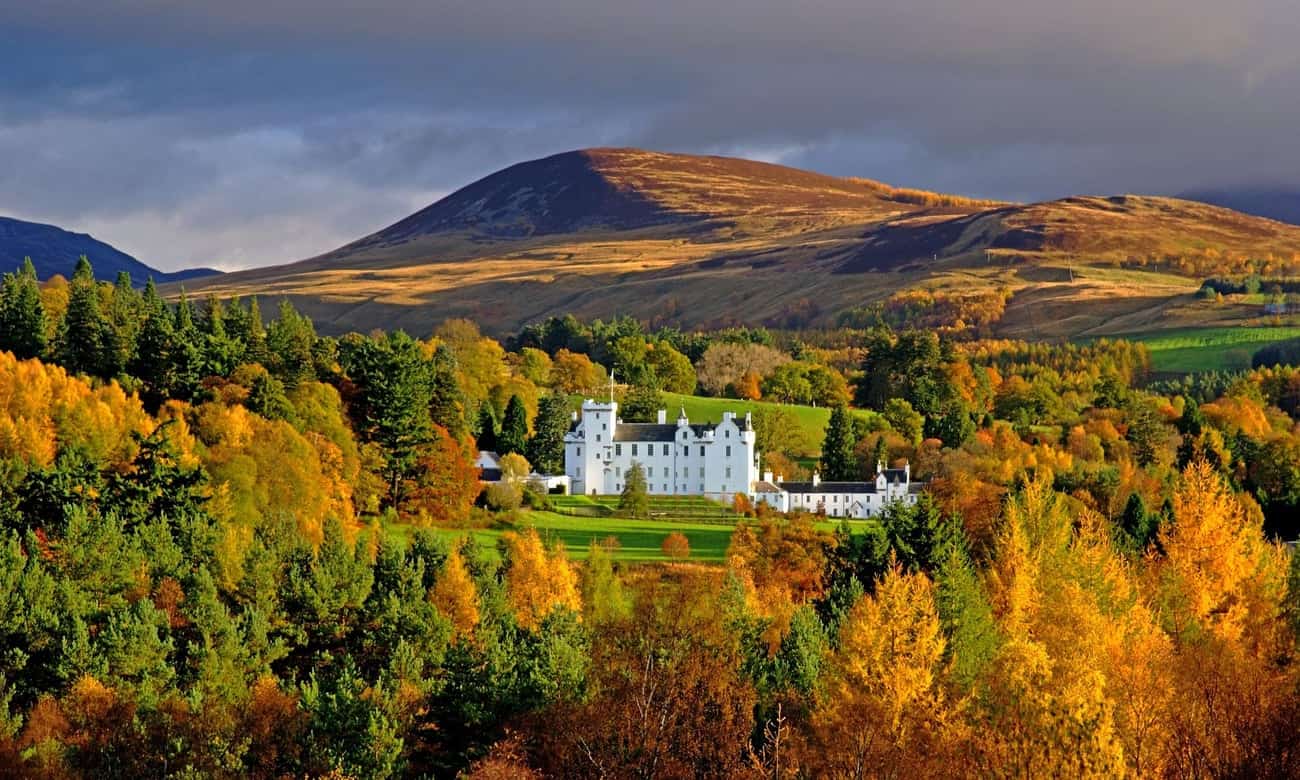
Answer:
1, 0, 1300, 269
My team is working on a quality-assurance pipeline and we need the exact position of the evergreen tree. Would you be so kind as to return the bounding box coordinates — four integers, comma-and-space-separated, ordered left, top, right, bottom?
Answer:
103, 271, 142, 377
819, 405, 857, 481
169, 288, 204, 398
0, 258, 47, 360
54, 256, 110, 377
338, 331, 436, 505
619, 461, 649, 518
527, 392, 572, 475
934, 544, 1001, 690
498, 395, 529, 456
475, 405, 498, 452
130, 281, 178, 410
429, 343, 466, 436
882, 495, 965, 574
266, 299, 318, 387
1116, 492, 1157, 554
200, 294, 243, 376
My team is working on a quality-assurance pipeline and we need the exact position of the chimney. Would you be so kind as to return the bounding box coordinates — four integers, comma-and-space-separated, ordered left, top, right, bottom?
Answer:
776, 474, 784, 484
763, 470, 774, 483
657, 409, 667, 424
812, 471, 821, 487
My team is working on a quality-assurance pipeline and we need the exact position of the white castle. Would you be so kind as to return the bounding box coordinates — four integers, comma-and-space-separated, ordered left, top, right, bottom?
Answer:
563, 395, 921, 518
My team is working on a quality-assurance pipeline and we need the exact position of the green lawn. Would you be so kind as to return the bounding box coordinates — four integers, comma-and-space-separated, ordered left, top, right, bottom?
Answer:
568, 392, 877, 457
389, 509, 869, 565
1122, 326, 1300, 373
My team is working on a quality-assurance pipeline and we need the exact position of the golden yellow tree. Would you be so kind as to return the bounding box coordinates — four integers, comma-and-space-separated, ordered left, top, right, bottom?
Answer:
503, 528, 581, 631
801, 564, 951, 777
430, 548, 480, 641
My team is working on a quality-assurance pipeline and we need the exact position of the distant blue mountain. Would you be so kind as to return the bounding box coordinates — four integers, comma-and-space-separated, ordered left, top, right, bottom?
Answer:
1180, 189, 1300, 227
0, 216, 221, 284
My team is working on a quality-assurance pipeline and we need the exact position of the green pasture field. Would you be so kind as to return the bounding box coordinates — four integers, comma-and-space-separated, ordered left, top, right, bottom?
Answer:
1122, 326, 1300, 373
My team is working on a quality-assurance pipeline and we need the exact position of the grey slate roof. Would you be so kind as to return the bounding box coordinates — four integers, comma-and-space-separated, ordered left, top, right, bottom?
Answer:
612, 423, 680, 442
780, 481, 883, 494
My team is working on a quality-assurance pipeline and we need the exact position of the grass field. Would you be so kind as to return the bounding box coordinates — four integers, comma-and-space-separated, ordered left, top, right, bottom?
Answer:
390, 506, 867, 565
658, 393, 876, 456
1121, 326, 1300, 373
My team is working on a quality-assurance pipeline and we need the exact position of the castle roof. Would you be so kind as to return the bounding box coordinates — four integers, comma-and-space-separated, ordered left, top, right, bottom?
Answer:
612, 423, 679, 442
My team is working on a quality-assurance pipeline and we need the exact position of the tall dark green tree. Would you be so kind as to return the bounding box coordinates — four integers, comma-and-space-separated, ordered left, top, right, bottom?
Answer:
881, 495, 965, 574
103, 271, 143, 377
0, 258, 48, 360
497, 395, 529, 456
475, 405, 499, 452
1116, 492, 1158, 555
819, 405, 857, 481
429, 344, 466, 436
267, 299, 318, 387
130, 281, 178, 409
54, 256, 111, 377
338, 331, 436, 505
527, 392, 572, 475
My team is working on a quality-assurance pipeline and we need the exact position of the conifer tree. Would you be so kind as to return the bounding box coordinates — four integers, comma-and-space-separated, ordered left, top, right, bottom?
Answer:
475, 405, 498, 452
429, 343, 466, 436
498, 395, 529, 456
527, 392, 571, 475
54, 256, 111, 377
0, 258, 47, 360
103, 271, 142, 377
819, 405, 857, 481
130, 280, 178, 409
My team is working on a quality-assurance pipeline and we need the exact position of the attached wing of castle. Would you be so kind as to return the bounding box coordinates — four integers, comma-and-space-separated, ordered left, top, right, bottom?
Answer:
563, 399, 922, 518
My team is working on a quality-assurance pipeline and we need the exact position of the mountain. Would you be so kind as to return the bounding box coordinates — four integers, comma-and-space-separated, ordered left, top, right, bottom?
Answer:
175, 148, 1300, 339
1181, 188, 1300, 227
0, 216, 221, 284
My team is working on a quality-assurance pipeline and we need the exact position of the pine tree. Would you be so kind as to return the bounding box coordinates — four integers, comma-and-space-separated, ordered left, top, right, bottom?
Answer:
103, 271, 142, 377
1117, 492, 1156, 554
130, 281, 178, 409
429, 343, 465, 436
0, 258, 47, 360
935, 545, 1000, 689
54, 256, 110, 377
527, 392, 571, 475
619, 461, 650, 518
498, 395, 529, 456
819, 405, 857, 481
266, 299, 317, 387
475, 405, 498, 452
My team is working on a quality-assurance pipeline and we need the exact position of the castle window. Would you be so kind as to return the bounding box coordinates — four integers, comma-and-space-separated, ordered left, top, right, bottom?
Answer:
725, 467, 732, 478
616, 466, 621, 476
725, 445, 731, 457
577, 447, 582, 456
596, 434, 601, 442
725, 430, 730, 438
698, 446, 705, 457
662, 444, 669, 456
615, 444, 622, 456
662, 484, 667, 492
631, 444, 638, 456
699, 467, 705, 477
576, 466, 582, 477
683, 446, 689, 457
663, 467, 669, 477
602, 423, 607, 431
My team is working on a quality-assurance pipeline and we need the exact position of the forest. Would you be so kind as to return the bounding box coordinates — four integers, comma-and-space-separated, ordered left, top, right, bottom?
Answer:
2, 258, 1300, 777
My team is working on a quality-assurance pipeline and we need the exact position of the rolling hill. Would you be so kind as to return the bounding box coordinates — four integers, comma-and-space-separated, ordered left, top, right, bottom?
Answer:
0, 216, 220, 284
173, 148, 1300, 338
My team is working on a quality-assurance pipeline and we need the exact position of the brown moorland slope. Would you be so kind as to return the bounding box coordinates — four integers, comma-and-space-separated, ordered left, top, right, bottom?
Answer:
174, 148, 1300, 338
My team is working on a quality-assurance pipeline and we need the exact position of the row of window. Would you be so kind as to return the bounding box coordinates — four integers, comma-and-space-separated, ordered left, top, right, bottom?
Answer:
608, 465, 735, 479
573, 444, 742, 459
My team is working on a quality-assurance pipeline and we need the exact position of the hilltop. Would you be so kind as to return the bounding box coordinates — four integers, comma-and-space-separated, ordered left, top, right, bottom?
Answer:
0, 216, 220, 283
174, 148, 1300, 338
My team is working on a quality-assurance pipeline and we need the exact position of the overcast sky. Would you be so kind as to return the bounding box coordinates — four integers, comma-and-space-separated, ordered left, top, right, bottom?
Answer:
2, 1, 1299, 271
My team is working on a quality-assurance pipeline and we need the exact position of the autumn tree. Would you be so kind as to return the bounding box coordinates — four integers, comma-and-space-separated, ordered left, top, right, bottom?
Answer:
502, 528, 581, 631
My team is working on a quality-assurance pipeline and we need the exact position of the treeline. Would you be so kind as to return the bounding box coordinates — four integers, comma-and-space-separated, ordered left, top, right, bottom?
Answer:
8, 259, 1300, 774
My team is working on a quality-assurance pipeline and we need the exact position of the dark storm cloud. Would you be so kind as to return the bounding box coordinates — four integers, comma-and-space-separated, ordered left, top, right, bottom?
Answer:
1, 0, 1298, 269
